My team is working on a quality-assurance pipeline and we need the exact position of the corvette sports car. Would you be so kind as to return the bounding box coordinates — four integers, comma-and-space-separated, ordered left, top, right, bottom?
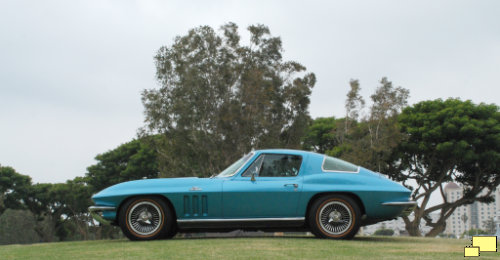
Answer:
89, 149, 416, 240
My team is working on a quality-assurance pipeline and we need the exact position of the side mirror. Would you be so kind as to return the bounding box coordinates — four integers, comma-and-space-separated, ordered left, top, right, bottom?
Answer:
251, 172, 256, 182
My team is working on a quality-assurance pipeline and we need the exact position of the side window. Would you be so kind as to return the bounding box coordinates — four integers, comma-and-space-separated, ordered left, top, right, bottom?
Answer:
322, 156, 358, 172
241, 155, 264, 177
259, 154, 302, 177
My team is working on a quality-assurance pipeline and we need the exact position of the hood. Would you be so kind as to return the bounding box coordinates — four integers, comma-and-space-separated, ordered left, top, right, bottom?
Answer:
92, 177, 220, 200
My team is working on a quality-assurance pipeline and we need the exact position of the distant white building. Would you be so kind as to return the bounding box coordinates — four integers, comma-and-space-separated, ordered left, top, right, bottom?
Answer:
444, 183, 499, 238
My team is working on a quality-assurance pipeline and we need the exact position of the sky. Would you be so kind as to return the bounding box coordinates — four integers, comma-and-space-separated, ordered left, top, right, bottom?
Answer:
1, 0, 499, 186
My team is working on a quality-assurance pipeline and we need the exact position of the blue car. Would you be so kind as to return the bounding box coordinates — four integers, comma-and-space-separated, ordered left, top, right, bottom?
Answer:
89, 149, 415, 240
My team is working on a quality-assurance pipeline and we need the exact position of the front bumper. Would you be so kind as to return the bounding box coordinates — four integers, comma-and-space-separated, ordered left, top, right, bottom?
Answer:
382, 201, 417, 216
89, 206, 116, 225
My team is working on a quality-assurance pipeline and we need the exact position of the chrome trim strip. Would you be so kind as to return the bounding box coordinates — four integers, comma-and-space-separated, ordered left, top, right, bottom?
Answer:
177, 217, 305, 223
89, 206, 116, 212
382, 201, 417, 206
88, 206, 116, 225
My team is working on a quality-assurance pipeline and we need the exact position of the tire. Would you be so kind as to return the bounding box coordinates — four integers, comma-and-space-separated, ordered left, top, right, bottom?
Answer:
119, 197, 174, 241
162, 223, 178, 239
308, 195, 360, 239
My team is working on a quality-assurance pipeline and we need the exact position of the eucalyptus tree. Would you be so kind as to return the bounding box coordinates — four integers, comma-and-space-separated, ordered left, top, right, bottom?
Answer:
141, 23, 315, 177
329, 78, 409, 172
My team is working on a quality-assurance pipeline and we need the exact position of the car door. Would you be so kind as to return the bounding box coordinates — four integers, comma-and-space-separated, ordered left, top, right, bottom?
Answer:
222, 153, 304, 218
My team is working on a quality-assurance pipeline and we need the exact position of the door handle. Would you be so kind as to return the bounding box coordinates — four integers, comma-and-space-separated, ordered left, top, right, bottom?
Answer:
284, 184, 298, 188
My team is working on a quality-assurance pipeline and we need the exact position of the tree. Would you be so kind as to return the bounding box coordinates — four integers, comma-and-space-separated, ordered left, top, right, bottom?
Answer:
0, 166, 60, 242
48, 178, 94, 240
23, 183, 58, 242
387, 99, 500, 237
0, 209, 41, 245
85, 138, 159, 192
25, 179, 121, 242
0, 165, 31, 214
302, 117, 338, 154
365, 77, 409, 172
483, 218, 496, 234
141, 23, 315, 177
345, 79, 365, 134
329, 78, 409, 173
0, 164, 122, 242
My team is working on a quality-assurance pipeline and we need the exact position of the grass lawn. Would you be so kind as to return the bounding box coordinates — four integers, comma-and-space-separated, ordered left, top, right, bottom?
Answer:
0, 235, 497, 259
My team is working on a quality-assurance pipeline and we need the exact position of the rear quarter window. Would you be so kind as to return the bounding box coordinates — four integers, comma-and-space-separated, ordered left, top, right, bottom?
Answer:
322, 156, 359, 173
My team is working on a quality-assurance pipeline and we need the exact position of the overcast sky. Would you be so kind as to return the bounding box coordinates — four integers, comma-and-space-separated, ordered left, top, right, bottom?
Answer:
1, 0, 499, 185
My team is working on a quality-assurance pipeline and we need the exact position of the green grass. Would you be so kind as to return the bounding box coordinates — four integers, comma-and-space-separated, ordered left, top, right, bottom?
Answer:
0, 236, 497, 259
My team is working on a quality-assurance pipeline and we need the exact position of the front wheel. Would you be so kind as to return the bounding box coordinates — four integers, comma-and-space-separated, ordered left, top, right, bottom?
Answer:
119, 197, 174, 240
308, 195, 361, 239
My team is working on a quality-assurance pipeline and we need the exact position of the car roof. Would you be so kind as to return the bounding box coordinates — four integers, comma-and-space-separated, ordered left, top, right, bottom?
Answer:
254, 149, 324, 159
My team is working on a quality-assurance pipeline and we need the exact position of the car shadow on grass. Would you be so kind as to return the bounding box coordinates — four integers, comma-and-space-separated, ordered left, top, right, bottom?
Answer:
353, 236, 411, 243
165, 233, 407, 242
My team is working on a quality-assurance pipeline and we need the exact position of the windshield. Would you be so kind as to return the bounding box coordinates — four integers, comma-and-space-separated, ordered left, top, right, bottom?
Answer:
216, 153, 254, 177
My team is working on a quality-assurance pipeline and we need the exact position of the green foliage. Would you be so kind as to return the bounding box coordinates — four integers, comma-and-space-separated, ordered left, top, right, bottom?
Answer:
344, 77, 408, 172
23, 178, 121, 243
306, 78, 409, 174
393, 99, 500, 188
345, 79, 365, 123
22, 180, 93, 242
85, 138, 159, 191
482, 218, 496, 234
302, 117, 339, 153
0, 143, 144, 244
24, 183, 53, 218
373, 228, 395, 236
142, 23, 315, 177
0, 209, 41, 245
462, 229, 488, 237
438, 233, 456, 238
0, 165, 31, 214
388, 98, 500, 236
369, 78, 409, 120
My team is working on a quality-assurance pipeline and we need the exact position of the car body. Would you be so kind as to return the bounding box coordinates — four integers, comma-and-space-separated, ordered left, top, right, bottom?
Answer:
89, 149, 416, 240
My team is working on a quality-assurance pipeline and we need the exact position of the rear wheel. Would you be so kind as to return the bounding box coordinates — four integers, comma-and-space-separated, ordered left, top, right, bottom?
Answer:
308, 195, 360, 239
119, 197, 174, 240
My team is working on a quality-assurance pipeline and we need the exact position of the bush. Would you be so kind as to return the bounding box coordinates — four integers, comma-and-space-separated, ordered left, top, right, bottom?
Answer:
462, 229, 488, 238
0, 209, 41, 245
374, 228, 395, 236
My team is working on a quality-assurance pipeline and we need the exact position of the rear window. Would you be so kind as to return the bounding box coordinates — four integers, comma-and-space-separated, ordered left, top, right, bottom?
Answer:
322, 156, 359, 172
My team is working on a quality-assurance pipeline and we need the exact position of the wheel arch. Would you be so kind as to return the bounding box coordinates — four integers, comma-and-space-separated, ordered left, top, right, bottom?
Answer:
305, 192, 366, 225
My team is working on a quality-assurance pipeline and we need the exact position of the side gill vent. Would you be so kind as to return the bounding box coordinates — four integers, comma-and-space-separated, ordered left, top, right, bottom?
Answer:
183, 195, 208, 217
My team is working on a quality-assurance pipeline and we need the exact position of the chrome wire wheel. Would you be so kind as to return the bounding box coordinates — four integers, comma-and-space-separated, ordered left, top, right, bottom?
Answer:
318, 201, 353, 235
127, 201, 163, 236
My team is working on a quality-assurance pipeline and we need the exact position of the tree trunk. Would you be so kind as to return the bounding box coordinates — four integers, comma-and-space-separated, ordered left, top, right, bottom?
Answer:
403, 216, 422, 236
405, 221, 422, 236
95, 225, 102, 240
425, 223, 446, 237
